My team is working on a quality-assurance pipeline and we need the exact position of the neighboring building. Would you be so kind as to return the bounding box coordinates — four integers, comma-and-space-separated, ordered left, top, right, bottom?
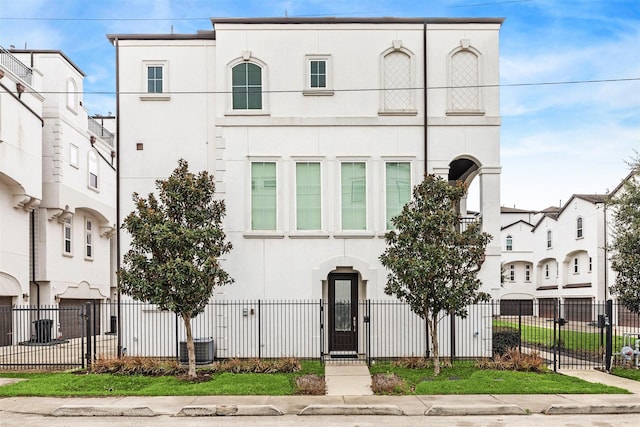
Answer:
0, 47, 116, 343
109, 17, 503, 358
499, 195, 609, 321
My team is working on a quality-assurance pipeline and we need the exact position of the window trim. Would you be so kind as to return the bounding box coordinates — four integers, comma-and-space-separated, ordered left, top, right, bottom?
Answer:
227, 57, 269, 115
140, 61, 170, 101
304, 55, 334, 96
69, 143, 79, 169
85, 218, 94, 260
88, 150, 99, 191
446, 44, 485, 116
505, 234, 513, 251
245, 158, 283, 238
379, 45, 417, 115
576, 216, 583, 239
546, 230, 552, 249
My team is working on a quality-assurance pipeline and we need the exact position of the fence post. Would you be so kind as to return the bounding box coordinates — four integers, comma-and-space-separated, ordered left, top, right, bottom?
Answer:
518, 301, 522, 354
605, 299, 613, 372
85, 302, 92, 369
258, 300, 262, 360
319, 299, 324, 364
366, 299, 371, 366
450, 313, 456, 360
553, 299, 558, 372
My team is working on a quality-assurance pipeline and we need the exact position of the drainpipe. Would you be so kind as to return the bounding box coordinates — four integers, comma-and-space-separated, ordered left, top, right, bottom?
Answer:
30, 210, 40, 317
423, 21, 428, 175
114, 37, 123, 358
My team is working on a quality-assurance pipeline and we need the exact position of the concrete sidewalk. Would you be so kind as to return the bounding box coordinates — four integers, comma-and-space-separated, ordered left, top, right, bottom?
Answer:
1, 369, 639, 417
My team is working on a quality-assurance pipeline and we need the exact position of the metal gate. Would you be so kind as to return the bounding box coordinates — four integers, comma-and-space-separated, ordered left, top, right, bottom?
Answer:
0, 303, 99, 370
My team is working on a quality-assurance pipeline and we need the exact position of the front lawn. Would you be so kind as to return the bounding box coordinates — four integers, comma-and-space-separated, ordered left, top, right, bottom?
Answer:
369, 361, 629, 395
612, 367, 640, 382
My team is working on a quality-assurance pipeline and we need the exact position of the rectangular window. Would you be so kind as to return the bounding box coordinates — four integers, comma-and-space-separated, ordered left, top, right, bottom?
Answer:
574, 258, 579, 274
88, 151, 99, 190
310, 60, 326, 88
525, 265, 531, 282
385, 162, 411, 229
251, 162, 276, 230
506, 235, 513, 251
341, 162, 366, 230
70, 144, 79, 168
509, 265, 515, 282
545, 264, 549, 279
547, 230, 552, 248
296, 162, 321, 230
232, 63, 262, 109
63, 219, 72, 255
589, 257, 592, 272
85, 219, 93, 259
147, 66, 163, 93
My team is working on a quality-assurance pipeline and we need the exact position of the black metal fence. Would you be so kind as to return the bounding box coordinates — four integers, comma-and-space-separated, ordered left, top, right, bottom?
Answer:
2, 299, 639, 371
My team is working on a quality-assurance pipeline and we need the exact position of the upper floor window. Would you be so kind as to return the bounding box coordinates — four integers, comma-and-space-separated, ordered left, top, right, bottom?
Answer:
385, 162, 411, 229
63, 218, 72, 255
382, 49, 413, 112
505, 235, 513, 251
232, 63, 262, 110
295, 162, 322, 230
341, 162, 366, 230
525, 264, 531, 282
147, 65, 163, 93
546, 230, 552, 249
448, 44, 481, 113
544, 263, 550, 279
69, 144, 79, 168
509, 264, 515, 282
66, 79, 78, 112
573, 257, 579, 274
589, 257, 592, 272
88, 151, 98, 190
251, 162, 276, 230
85, 219, 93, 259
576, 217, 583, 238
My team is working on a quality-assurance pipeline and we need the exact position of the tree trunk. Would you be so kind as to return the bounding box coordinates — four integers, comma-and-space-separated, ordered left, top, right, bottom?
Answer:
429, 312, 440, 376
182, 314, 196, 378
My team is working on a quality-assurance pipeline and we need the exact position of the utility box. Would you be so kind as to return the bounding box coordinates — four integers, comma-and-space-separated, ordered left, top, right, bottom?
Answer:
179, 338, 215, 364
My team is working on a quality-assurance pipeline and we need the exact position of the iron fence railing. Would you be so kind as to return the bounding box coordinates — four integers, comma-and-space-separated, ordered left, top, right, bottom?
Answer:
1, 299, 639, 371
88, 116, 115, 147
0, 46, 33, 85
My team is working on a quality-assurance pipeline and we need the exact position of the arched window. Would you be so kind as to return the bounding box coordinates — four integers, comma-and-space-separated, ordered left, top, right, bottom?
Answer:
67, 79, 77, 111
88, 151, 98, 189
450, 49, 480, 111
505, 235, 513, 251
382, 50, 412, 111
232, 63, 262, 110
576, 217, 583, 238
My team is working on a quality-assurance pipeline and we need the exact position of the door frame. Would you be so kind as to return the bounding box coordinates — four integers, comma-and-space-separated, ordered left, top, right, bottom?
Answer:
327, 272, 358, 355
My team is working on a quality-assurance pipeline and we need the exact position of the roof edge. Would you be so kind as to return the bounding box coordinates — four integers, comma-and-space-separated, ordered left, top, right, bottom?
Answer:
106, 32, 216, 42
210, 17, 505, 25
8, 49, 86, 77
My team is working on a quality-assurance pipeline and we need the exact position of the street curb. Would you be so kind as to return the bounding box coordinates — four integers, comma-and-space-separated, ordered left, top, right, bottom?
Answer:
299, 404, 403, 416
425, 404, 527, 416
52, 405, 156, 417
543, 404, 640, 415
175, 405, 283, 416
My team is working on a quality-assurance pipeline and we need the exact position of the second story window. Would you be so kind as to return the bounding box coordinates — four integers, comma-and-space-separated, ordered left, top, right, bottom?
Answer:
589, 257, 592, 272
310, 60, 326, 88
341, 162, 366, 230
547, 230, 552, 249
525, 264, 531, 282
509, 264, 515, 282
85, 219, 93, 259
295, 162, 321, 230
63, 218, 72, 255
147, 65, 163, 93
251, 162, 276, 230
88, 151, 98, 190
574, 257, 579, 274
506, 235, 513, 251
232, 63, 262, 110
385, 162, 411, 230
545, 263, 550, 279
576, 217, 583, 238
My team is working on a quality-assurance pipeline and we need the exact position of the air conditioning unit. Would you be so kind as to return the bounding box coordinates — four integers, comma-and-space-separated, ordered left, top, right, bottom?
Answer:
179, 338, 215, 364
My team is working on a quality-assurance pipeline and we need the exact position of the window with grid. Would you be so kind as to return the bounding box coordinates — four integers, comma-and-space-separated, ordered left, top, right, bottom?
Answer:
574, 257, 579, 274
450, 50, 479, 111
545, 264, 549, 278
385, 162, 410, 229
310, 60, 326, 88
506, 235, 513, 251
383, 51, 412, 111
63, 219, 72, 255
89, 151, 98, 189
576, 217, 583, 238
251, 162, 276, 230
547, 230, 552, 248
85, 219, 93, 259
232, 63, 262, 109
147, 66, 163, 93
509, 264, 515, 282
525, 264, 531, 282
341, 162, 366, 230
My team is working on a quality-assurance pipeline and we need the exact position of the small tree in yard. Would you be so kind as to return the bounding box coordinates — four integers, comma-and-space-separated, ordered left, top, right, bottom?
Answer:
609, 156, 640, 314
380, 174, 492, 375
120, 159, 233, 378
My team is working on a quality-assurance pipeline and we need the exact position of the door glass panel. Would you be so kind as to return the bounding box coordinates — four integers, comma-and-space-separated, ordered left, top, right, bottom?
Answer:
334, 279, 351, 332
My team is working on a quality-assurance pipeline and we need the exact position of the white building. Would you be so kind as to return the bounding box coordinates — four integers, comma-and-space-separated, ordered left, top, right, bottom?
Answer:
0, 48, 116, 343
109, 17, 503, 358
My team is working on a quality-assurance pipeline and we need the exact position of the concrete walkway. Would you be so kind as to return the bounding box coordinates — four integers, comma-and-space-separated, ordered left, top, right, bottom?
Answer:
324, 362, 372, 395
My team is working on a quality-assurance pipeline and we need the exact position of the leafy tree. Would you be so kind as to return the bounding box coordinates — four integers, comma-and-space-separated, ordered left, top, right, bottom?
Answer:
120, 159, 233, 378
380, 174, 492, 375
609, 157, 640, 313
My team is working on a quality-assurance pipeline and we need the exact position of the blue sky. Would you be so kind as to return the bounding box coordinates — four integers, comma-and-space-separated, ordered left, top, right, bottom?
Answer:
1, 0, 638, 210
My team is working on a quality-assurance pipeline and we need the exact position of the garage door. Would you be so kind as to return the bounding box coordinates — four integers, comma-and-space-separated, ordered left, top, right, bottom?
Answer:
500, 300, 534, 316
538, 298, 557, 318
59, 299, 101, 339
565, 298, 593, 322
0, 296, 12, 346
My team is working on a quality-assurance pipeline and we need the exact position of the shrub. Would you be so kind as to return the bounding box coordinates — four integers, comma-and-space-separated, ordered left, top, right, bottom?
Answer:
371, 373, 406, 394
493, 326, 520, 356
295, 374, 325, 395
202, 357, 302, 374
91, 356, 185, 376
476, 348, 546, 372
392, 357, 432, 369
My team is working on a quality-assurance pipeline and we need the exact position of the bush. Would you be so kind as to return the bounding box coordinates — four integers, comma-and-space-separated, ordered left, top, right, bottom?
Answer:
371, 373, 406, 394
476, 348, 546, 372
202, 357, 302, 374
91, 356, 185, 376
295, 374, 325, 395
493, 326, 520, 356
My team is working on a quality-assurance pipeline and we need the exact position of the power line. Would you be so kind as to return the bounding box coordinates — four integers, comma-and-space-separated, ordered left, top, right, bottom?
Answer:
27, 77, 640, 96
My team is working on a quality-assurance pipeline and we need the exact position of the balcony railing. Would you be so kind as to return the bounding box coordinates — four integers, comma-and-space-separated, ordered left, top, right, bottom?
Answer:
0, 46, 33, 85
88, 116, 114, 148
458, 216, 481, 233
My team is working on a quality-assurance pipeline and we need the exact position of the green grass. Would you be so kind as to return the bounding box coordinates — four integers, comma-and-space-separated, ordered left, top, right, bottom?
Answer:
0, 360, 323, 397
369, 361, 629, 395
612, 367, 640, 382
493, 319, 624, 354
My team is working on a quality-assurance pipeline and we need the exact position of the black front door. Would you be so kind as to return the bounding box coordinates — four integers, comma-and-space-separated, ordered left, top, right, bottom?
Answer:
328, 273, 358, 354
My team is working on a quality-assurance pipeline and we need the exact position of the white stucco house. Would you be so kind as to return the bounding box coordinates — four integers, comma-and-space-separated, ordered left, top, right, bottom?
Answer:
0, 48, 117, 343
109, 17, 503, 359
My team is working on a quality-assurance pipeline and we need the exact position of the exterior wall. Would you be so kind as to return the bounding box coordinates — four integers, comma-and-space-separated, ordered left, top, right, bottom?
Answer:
500, 220, 536, 300
0, 55, 44, 306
